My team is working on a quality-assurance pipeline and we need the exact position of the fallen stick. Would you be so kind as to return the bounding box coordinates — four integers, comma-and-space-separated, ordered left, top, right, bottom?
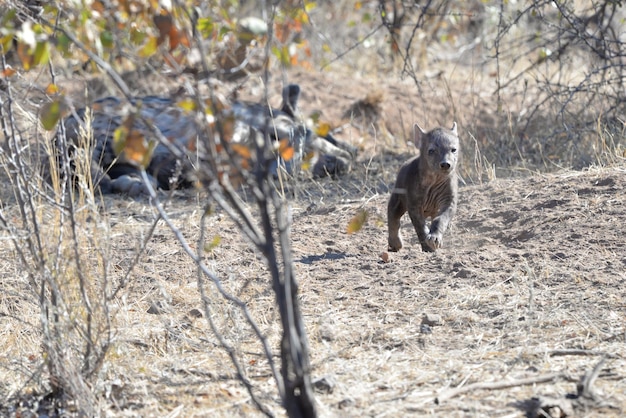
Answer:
435, 372, 570, 404
549, 349, 619, 358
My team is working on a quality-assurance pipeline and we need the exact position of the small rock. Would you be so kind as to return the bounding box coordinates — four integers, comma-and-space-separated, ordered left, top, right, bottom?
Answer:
422, 313, 443, 326
147, 300, 170, 315
312, 376, 336, 394
337, 398, 355, 409
319, 323, 335, 342
188, 308, 203, 318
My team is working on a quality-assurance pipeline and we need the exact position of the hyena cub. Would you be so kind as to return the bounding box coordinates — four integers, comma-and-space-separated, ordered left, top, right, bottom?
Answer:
387, 122, 459, 252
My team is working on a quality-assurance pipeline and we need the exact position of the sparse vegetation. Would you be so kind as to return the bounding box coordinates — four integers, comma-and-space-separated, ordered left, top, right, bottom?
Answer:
1, 0, 624, 417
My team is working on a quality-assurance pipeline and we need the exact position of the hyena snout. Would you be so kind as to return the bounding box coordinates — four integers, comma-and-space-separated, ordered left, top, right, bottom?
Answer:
439, 156, 456, 172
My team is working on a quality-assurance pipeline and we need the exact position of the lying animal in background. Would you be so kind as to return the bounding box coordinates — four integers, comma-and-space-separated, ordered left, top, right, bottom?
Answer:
56, 84, 357, 196
387, 122, 459, 252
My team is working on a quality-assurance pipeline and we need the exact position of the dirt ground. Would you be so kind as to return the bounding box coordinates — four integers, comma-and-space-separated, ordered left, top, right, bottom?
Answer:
82, 157, 626, 417
1, 66, 625, 417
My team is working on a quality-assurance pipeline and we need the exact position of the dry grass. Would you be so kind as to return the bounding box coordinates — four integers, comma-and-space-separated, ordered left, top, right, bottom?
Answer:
4, 163, 625, 416
1, 1, 626, 416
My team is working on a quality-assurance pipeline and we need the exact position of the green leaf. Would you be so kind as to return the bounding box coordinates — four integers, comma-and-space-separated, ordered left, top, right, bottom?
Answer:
0, 9, 17, 27
100, 31, 114, 49
56, 32, 71, 56
0, 34, 14, 53
33, 41, 50, 66
40, 100, 62, 130
197, 17, 215, 38
271, 45, 290, 66
130, 26, 146, 45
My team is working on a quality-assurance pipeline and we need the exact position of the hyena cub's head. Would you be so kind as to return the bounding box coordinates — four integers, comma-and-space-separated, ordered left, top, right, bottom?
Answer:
414, 122, 459, 175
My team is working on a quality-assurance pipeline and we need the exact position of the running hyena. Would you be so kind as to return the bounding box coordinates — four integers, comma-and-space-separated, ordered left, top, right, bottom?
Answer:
387, 122, 459, 252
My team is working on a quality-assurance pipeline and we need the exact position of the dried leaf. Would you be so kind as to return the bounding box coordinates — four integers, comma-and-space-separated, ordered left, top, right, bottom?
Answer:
1, 67, 17, 78
122, 129, 155, 168
231, 143, 252, 160
45, 83, 59, 95
16, 42, 33, 70
278, 138, 294, 161
154, 12, 173, 46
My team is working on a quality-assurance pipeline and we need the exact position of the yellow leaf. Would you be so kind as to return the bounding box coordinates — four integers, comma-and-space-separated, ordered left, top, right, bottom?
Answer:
176, 98, 196, 112
112, 125, 130, 156
203, 235, 221, 252
316, 122, 331, 137
197, 17, 215, 39
140, 36, 158, 58
347, 209, 368, 234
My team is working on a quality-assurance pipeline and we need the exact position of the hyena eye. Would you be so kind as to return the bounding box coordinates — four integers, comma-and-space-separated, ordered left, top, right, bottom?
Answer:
451, 148, 457, 153
428, 149, 435, 155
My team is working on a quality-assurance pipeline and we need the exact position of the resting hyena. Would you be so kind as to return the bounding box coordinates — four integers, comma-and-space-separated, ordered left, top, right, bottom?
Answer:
56, 84, 357, 196
387, 122, 459, 252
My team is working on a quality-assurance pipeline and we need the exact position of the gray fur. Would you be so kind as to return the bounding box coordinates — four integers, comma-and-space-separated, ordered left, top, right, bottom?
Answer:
387, 122, 459, 252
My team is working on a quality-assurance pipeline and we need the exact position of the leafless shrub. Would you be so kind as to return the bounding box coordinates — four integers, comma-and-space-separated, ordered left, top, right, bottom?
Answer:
363, 0, 625, 172
0, 57, 112, 415
2, 1, 317, 416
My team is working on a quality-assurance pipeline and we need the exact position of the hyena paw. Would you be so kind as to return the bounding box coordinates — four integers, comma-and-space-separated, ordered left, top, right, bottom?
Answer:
426, 233, 443, 250
388, 236, 403, 252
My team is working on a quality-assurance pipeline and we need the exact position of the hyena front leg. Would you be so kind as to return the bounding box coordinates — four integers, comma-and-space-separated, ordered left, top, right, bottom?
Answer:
387, 193, 406, 252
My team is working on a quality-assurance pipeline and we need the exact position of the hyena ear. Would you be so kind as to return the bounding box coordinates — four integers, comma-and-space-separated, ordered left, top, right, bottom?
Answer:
450, 122, 458, 135
281, 84, 301, 118
413, 123, 427, 148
